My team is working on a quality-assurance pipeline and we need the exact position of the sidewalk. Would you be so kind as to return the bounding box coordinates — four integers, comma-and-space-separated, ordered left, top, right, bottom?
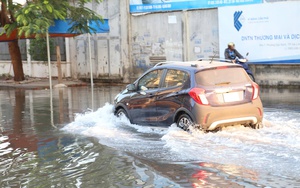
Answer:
0, 78, 88, 90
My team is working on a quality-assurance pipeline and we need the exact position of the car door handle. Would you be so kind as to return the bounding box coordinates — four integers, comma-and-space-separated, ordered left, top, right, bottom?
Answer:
148, 93, 155, 98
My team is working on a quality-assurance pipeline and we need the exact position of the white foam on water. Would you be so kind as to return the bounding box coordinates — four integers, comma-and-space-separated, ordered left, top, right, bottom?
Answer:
162, 109, 300, 177
0, 135, 9, 142
62, 103, 167, 155
63, 104, 300, 178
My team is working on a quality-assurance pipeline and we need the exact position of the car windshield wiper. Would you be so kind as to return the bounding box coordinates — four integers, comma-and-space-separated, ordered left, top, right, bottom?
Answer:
215, 82, 231, 85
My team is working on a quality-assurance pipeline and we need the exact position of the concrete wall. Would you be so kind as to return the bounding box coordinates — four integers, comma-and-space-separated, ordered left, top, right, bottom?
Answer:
251, 64, 300, 87
0, 0, 299, 87
185, 9, 219, 61
128, 1, 300, 87
68, 0, 131, 82
0, 61, 71, 78
131, 11, 184, 74
0, 38, 69, 79
0, 0, 129, 82
130, 9, 219, 78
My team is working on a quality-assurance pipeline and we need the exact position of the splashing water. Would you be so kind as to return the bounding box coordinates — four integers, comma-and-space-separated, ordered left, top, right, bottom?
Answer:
63, 103, 300, 183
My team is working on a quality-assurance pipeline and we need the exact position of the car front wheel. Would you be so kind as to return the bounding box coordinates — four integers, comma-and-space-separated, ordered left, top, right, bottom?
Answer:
116, 108, 128, 118
177, 114, 195, 131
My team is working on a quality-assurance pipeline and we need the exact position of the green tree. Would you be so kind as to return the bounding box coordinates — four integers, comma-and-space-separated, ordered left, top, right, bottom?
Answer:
0, 0, 103, 81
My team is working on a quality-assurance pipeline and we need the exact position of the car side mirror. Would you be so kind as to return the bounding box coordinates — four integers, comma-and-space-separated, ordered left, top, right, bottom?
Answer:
126, 84, 136, 91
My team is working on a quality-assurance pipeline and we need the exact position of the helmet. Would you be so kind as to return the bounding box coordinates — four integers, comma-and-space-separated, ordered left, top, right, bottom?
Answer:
228, 42, 235, 47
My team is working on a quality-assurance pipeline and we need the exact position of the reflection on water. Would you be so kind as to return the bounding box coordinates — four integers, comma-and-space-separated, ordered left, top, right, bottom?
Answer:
0, 87, 178, 187
261, 87, 300, 109
0, 86, 299, 187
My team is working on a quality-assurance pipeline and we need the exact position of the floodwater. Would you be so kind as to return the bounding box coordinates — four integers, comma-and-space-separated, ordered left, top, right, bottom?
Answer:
0, 86, 299, 187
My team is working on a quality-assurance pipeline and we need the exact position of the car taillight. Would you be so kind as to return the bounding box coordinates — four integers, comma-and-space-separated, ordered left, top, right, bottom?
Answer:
252, 82, 259, 100
188, 88, 209, 105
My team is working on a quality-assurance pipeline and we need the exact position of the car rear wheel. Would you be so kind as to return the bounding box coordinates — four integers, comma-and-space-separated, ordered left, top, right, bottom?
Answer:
251, 122, 263, 129
177, 114, 195, 131
116, 108, 128, 118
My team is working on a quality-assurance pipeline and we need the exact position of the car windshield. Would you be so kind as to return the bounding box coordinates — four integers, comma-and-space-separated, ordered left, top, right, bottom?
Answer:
195, 67, 250, 86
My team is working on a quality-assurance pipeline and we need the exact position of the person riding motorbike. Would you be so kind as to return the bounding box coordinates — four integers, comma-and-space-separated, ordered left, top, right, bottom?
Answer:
224, 42, 244, 62
224, 42, 255, 81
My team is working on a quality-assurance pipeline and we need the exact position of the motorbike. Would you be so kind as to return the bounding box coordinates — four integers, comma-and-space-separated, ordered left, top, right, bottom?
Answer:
232, 53, 255, 82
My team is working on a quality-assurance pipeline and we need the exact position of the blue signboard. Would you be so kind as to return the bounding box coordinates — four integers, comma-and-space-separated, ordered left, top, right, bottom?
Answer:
130, 0, 262, 13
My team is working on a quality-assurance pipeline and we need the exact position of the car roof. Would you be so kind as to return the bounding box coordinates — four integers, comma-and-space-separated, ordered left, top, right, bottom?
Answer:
153, 60, 241, 72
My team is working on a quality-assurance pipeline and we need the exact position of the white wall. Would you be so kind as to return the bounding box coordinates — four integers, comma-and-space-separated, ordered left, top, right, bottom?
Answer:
0, 61, 71, 78
68, 0, 129, 81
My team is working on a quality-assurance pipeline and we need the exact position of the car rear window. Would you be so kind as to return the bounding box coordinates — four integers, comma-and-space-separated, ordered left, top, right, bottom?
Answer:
195, 67, 250, 86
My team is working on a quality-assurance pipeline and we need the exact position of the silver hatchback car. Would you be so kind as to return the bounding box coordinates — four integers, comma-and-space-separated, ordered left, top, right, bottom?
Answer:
114, 60, 263, 131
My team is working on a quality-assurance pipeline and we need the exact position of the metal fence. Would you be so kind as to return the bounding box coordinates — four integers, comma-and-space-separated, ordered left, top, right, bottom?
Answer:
0, 38, 66, 61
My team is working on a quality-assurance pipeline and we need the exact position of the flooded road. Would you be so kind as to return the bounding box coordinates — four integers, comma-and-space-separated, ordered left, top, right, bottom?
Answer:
0, 86, 299, 187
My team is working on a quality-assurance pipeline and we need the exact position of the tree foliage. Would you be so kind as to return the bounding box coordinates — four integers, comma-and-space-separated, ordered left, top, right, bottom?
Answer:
2, 0, 103, 38
0, 0, 104, 81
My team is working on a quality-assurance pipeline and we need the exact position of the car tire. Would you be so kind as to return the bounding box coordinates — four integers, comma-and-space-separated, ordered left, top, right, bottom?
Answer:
177, 114, 195, 131
116, 108, 128, 118
251, 122, 263, 129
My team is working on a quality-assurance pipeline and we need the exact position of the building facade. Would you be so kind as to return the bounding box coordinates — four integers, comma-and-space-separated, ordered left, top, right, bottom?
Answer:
0, 0, 299, 87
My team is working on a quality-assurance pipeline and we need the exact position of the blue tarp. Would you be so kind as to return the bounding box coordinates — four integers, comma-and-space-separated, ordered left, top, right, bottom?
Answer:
48, 19, 110, 34
0, 19, 109, 41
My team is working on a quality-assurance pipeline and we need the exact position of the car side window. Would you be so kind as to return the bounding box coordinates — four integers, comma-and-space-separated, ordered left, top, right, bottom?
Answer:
162, 69, 189, 88
138, 69, 163, 90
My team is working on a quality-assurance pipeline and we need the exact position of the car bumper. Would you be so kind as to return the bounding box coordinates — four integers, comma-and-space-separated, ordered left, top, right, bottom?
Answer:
192, 99, 263, 130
